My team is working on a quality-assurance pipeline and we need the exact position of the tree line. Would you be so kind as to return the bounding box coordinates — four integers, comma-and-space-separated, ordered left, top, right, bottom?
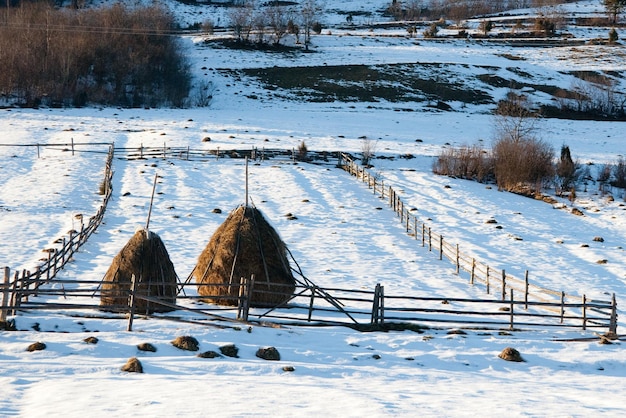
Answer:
0, 3, 191, 108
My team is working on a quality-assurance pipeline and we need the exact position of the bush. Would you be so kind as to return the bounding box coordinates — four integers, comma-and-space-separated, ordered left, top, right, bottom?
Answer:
493, 136, 554, 194
433, 144, 493, 183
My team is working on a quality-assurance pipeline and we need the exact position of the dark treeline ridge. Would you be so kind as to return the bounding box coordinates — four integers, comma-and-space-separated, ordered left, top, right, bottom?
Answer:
0, 3, 191, 108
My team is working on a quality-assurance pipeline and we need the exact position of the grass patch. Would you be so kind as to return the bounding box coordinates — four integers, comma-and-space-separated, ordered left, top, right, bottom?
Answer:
226, 63, 494, 105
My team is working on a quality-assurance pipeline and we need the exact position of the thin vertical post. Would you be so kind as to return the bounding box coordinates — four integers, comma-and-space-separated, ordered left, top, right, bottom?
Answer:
308, 287, 316, 322
609, 293, 618, 334
245, 157, 249, 207
582, 294, 587, 331
470, 259, 475, 284
1, 267, 9, 322
140, 143, 143, 159
524, 270, 529, 310
560, 291, 565, 324
509, 289, 514, 330
163, 142, 166, 159
371, 283, 380, 325
486, 266, 490, 294
127, 274, 138, 332
71, 137, 75, 156
421, 223, 425, 247
439, 235, 443, 260
501, 270, 506, 301
456, 244, 460, 274
414, 218, 418, 240
428, 227, 432, 251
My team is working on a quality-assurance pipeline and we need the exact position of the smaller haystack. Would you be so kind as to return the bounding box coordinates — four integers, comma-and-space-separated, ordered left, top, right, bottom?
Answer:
100, 228, 178, 314
193, 205, 295, 308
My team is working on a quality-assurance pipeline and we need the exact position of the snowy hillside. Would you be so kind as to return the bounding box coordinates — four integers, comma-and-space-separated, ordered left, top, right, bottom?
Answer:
1, 1, 625, 416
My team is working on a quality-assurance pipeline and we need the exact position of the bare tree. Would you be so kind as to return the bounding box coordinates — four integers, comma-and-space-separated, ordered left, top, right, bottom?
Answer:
266, 3, 289, 45
300, 0, 324, 50
604, 0, 626, 24
229, 0, 255, 42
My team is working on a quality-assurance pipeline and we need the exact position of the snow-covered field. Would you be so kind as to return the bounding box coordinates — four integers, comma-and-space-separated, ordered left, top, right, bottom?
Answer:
1, 1, 625, 416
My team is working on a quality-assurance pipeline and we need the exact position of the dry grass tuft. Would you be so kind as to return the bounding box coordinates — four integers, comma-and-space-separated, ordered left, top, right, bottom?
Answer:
498, 347, 525, 362
121, 357, 143, 373
171, 336, 199, 352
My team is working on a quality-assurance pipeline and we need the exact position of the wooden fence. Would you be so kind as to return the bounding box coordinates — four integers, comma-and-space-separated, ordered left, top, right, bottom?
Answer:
5, 277, 618, 333
0, 145, 114, 323
337, 153, 618, 334
0, 144, 618, 334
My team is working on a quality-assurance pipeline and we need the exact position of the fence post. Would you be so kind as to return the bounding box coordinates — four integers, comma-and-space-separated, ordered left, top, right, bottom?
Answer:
560, 291, 565, 324
486, 266, 490, 294
456, 244, 460, 274
439, 235, 443, 260
509, 289, 514, 330
501, 270, 506, 301
308, 287, 316, 322
609, 293, 618, 334
470, 259, 475, 285
371, 283, 380, 325
127, 274, 138, 332
582, 294, 587, 331
405, 213, 410, 233
71, 137, 75, 156
414, 218, 418, 240
524, 270, 529, 310
1, 267, 9, 322
11, 270, 19, 315
428, 227, 432, 252
140, 143, 144, 159
421, 223, 425, 247
163, 142, 167, 159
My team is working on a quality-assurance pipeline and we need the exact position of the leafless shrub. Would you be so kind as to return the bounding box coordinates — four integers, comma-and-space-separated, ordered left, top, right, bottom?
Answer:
433, 144, 493, 182
612, 156, 626, 188
361, 137, 377, 166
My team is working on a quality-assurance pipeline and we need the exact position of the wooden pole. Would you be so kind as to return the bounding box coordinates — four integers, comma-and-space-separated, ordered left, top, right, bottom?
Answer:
524, 270, 529, 310
509, 289, 514, 330
582, 294, 587, 331
456, 244, 460, 274
486, 266, 490, 294
501, 270, 506, 301
145, 172, 158, 231
439, 235, 443, 260
245, 156, 249, 207
560, 291, 565, 324
470, 259, 475, 285
127, 274, 138, 332
71, 137, 74, 156
1, 267, 9, 322
307, 287, 316, 322
609, 293, 618, 334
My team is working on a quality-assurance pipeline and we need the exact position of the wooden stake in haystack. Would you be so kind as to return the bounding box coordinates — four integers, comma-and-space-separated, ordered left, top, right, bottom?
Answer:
100, 173, 179, 314
191, 158, 296, 307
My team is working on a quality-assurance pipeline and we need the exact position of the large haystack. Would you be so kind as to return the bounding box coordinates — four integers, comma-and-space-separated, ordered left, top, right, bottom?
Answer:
193, 205, 295, 307
100, 228, 178, 314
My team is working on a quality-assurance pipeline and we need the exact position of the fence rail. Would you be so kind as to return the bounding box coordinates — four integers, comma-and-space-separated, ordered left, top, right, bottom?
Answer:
3, 278, 617, 333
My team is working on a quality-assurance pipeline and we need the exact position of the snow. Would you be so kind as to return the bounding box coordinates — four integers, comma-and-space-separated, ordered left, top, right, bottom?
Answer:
1, 1, 626, 416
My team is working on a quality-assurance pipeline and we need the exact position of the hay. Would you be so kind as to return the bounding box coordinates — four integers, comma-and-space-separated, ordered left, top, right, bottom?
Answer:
171, 336, 199, 351
193, 205, 296, 307
121, 357, 143, 373
100, 228, 178, 314
498, 347, 525, 362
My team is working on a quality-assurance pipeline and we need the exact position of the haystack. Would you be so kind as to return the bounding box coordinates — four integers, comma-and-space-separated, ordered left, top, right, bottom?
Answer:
100, 228, 178, 314
193, 205, 295, 307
